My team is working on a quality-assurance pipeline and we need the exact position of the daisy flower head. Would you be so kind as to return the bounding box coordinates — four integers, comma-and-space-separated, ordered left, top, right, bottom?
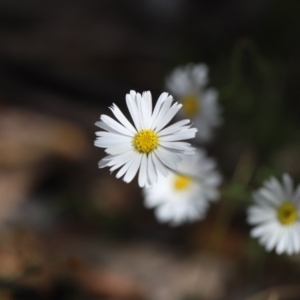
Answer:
143, 149, 222, 226
247, 174, 300, 255
94, 90, 197, 188
166, 63, 222, 142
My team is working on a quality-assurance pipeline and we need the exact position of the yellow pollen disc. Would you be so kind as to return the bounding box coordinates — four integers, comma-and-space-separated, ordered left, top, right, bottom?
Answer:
277, 202, 298, 225
173, 175, 192, 191
133, 129, 158, 154
181, 94, 200, 117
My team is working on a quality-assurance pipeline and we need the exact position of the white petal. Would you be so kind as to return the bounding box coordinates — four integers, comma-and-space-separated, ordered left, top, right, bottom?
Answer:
109, 103, 137, 134
159, 141, 193, 152
247, 206, 276, 225
101, 115, 133, 136
150, 92, 168, 125
95, 131, 132, 140
98, 158, 110, 168
151, 96, 173, 130
105, 150, 136, 168
138, 155, 148, 187
95, 121, 119, 134
159, 129, 197, 142
126, 91, 142, 131
158, 119, 190, 136
152, 152, 169, 177
155, 103, 182, 132
105, 144, 133, 155
136, 92, 146, 129
286, 228, 294, 255
291, 224, 300, 253
155, 147, 181, 170
123, 154, 142, 183
276, 229, 289, 254
251, 222, 277, 238
147, 152, 157, 185
268, 177, 286, 201
95, 140, 131, 151
155, 204, 173, 223
116, 154, 138, 179
265, 226, 281, 251
257, 188, 281, 205
283, 173, 293, 199
141, 91, 152, 128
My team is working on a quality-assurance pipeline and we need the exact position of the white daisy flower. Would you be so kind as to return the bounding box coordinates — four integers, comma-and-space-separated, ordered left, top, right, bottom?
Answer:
247, 174, 300, 255
166, 63, 222, 142
94, 90, 197, 188
143, 149, 222, 226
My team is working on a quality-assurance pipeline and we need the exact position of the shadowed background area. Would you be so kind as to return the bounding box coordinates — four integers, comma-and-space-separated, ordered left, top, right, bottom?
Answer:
0, 0, 300, 299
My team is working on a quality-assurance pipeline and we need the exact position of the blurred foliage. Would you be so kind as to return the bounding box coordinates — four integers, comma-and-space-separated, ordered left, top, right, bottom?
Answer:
221, 39, 290, 157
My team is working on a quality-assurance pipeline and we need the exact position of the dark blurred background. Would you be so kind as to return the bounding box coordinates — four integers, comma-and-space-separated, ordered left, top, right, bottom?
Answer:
0, 1, 300, 299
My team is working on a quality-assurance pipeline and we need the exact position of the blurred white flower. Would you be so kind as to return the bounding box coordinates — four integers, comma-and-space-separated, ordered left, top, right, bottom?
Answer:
247, 174, 300, 255
166, 63, 222, 142
143, 149, 222, 226
95, 90, 197, 188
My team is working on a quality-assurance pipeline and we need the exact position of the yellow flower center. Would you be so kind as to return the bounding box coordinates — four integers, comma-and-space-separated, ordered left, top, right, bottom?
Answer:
173, 175, 193, 191
181, 94, 200, 117
277, 202, 298, 225
133, 129, 159, 154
